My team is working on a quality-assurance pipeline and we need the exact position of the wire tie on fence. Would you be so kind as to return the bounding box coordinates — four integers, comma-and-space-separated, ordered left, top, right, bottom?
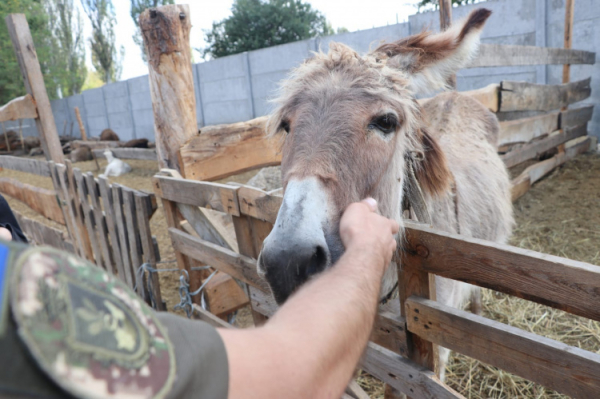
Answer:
173, 269, 218, 318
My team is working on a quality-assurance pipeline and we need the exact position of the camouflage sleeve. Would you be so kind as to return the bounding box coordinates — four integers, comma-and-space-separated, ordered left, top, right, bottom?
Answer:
156, 313, 229, 399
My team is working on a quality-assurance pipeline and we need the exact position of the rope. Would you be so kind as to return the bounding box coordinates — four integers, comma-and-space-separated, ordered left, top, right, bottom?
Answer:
173, 269, 218, 318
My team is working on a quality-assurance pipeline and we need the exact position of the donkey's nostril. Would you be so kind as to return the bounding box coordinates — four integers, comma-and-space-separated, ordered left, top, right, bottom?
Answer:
306, 245, 328, 276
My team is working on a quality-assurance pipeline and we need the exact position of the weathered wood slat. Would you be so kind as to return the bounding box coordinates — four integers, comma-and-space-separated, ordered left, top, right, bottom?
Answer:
122, 187, 144, 296
180, 116, 283, 181
501, 123, 587, 168
14, 210, 73, 252
561, 105, 594, 128
511, 136, 593, 201
92, 148, 157, 161
169, 227, 271, 293
134, 192, 164, 310
456, 84, 499, 112
48, 162, 81, 257
403, 221, 600, 322
53, 164, 85, 257
98, 176, 125, 276
65, 161, 93, 259
152, 175, 240, 215
237, 185, 283, 224
112, 184, 134, 288
406, 296, 600, 398
0, 177, 64, 224
498, 111, 559, 146
0, 94, 37, 123
468, 44, 595, 68
0, 155, 50, 177
73, 169, 102, 268
85, 172, 112, 272
500, 78, 591, 112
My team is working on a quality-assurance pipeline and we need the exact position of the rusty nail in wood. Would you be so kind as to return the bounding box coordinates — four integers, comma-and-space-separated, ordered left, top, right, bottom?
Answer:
179, 12, 185, 20
150, 9, 157, 18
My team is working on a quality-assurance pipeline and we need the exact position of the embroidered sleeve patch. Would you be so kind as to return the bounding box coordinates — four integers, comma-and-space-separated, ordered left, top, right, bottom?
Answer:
10, 247, 176, 399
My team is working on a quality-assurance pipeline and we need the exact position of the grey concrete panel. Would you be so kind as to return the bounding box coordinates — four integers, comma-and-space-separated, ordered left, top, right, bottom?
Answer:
82, 87, 105, 105
111, 127, 135, 141
481, 32, 536, 46
128, 76, 150, 94
84, 101, 107, 117
132, 108, 155, 129
459, 65, 537, 78
249, 40, 312, 75
134, 126, 155, 141
198, 53, 247, 82
203, 100, 253, 125
105, 96, 131, 114
457, 71, 537, 91
103, 81, 129, 98
253, 97, 275, 117
107, 111, 133, 129
86, 115, 109, 137
250, 71, 289, 101
129, 92, 153, 111
547, 0, 600, 25
201, 77, 250, 103
320, 23, 410, 55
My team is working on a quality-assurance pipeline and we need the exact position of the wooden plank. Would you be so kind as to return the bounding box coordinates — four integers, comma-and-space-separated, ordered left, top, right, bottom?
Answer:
47, 162, 79, 256
6, 14, 64, 163
204, 271, 249, 317
236, 185, 283, 224
362, 343, 462, 399
501, 123, 587, 168
54, 163, 86, 257
65, 160, 93, 259
458, 84, 498, 112
92, 148, 157, 161
468, 44, 595, 68
511, 136, 593, 201
0, 177, 64, 224
562, 0, 576, 85
152, 175, 240, 216
14, 210, 73, 252
112, 184, 134, 287
73, 169, 102, 268
85, 172, 112, 272
169, 227, 271, 293
403, 221, 600, 322
122, 187, 143, 296
498, 111, 559, 146
191, 304, 233, 329
71, 140, 119, 150
98, 176, 125, 276
561, 105, 594, 129
0, 94, 37, 122
406, 296, 600, 398
180, 116, 284, 182
134, 193, 164, 310
0, 155, 50, 177
74, 107, 87, 141
500, 78, 591, 112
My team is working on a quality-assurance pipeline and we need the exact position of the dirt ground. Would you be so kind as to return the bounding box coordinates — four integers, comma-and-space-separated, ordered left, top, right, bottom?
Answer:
2, 152, 600, 398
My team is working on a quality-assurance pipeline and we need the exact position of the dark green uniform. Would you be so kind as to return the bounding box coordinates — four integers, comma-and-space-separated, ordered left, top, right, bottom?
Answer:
0, 241, 229, 399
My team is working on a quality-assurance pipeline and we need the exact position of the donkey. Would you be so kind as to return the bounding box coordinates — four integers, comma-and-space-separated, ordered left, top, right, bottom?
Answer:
257, 9, 513, 379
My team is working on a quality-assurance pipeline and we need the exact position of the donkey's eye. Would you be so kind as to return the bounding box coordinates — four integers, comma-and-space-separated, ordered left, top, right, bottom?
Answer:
280, 120, 291, 134
369, 114, 398, 134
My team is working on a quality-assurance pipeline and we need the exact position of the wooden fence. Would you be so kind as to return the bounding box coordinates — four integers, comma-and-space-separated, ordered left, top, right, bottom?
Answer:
151, 41, 599, 397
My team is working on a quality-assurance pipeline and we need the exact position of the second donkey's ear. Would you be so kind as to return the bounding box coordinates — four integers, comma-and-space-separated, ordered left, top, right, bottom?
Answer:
371, 8, 491, 94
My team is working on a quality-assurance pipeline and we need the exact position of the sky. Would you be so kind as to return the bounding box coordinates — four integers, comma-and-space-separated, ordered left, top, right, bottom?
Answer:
80, 0, 422, 81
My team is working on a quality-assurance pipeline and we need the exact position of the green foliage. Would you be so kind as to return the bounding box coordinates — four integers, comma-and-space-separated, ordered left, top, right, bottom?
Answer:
416, 0, 479, 11
129, 0, 174, 63
81, 0, 122, 83
203, 0, 334, 59
0, 0, 62, 104
46, 0, 87, 96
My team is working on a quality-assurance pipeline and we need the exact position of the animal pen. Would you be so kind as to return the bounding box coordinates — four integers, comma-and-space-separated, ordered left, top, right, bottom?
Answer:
1, 3, 600, 399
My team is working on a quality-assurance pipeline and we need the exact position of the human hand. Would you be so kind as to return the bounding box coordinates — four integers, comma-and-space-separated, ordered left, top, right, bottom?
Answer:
0, 227, 12, 241
339, 198, 399, 273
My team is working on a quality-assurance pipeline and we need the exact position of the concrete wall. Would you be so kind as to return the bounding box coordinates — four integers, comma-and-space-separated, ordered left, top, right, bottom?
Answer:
15, 0, 597, 140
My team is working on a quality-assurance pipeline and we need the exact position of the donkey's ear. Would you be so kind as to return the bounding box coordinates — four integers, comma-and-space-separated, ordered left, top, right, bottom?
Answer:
372, 8, 491, 93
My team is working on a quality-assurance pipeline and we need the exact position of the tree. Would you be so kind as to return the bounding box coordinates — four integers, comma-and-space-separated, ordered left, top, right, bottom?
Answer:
130, 0, 174, 63
81, 0, 123, 84
416, 0, 480, 11
0, 0, 63, 104
46, 0, 87, 96
203, 0, 334, 59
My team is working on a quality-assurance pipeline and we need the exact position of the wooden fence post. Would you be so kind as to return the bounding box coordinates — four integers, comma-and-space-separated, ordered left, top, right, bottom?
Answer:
562, 0, 575, 86
74, 106, 87, 141
5, 14, 64, 163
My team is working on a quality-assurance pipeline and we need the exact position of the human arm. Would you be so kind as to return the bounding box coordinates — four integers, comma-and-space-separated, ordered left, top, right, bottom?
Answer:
219, 199, 399, 399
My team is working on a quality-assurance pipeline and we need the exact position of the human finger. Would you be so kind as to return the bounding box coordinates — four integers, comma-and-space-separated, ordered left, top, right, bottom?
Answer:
361, 197, 378, 213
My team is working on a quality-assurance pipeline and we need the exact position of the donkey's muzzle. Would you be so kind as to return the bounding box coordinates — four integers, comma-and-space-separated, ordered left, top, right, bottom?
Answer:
260, 241, 329, 304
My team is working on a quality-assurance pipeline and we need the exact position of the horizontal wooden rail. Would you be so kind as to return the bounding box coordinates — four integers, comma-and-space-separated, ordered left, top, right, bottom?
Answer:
468, 44, 595, 68
180, 116, 282, 181
14, 210, 73, 252
501, 123, 587, 168
406, 296, 600, 398
71, 140, 119, 150
169, 227, 270, 292
0, 94, 37, 122
92, 148, 157, 161
402, 220, 600, 322
0, 177, 64, 224
511, 136, 594, 200
152, 175, 240, 215
237, 185, 283, 223
0, 155, 51, 177
499, 78, 591, 112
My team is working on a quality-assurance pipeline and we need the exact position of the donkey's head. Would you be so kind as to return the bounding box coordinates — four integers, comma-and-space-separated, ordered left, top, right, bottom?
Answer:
259, 9, 491, 304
